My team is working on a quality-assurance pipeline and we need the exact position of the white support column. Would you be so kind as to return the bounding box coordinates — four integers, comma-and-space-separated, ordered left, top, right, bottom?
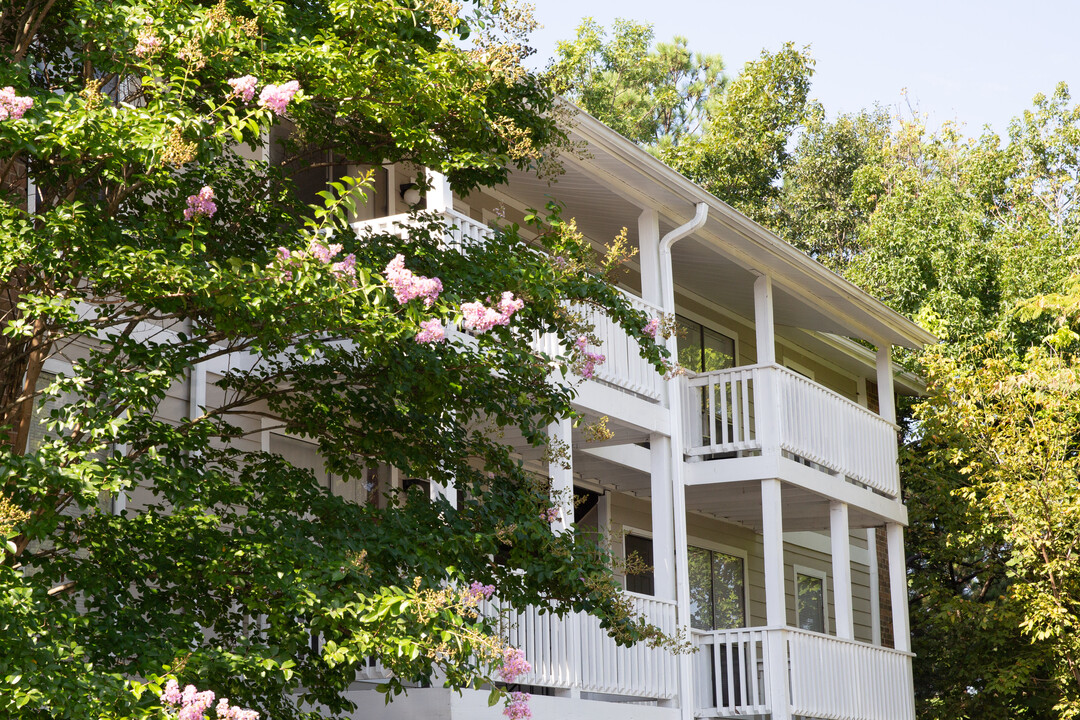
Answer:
867, 527, 882, 646
876, 344, 896, 425
649, 433, 676, 601
830, 501, 854, 640
753, 274, 776, 365
189, 363, 206, 421
431, 477, 457, 507
762, 478, 787, 626
638, 208, 662, 306
548, 419, 575, 534
887, 522, 911, 652
761, 477, 791, 720
426, 169, 454, 213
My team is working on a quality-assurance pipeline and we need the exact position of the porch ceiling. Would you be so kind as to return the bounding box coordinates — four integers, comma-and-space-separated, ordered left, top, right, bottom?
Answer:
494, 107, 936, 351
684, 480, 885, 532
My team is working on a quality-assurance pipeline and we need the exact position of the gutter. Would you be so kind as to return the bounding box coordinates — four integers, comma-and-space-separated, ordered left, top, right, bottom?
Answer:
658, 202, 708, 720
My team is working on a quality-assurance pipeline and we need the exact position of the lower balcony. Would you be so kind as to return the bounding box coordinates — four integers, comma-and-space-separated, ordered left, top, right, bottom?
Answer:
693, 627, 914, 720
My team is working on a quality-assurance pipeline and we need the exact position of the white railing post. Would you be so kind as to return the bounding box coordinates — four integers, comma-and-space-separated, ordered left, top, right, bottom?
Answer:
875, 343, 897, 425
761, 480, 791, 720
425, 169, 454, 213
650, 433, 677, 601
830, 501, 854, 640
887, 522, 911, 652
547, 418, 574, 535
638, 208, 662, 307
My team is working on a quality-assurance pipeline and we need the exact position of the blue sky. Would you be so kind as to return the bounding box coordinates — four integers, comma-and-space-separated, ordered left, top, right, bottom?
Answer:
526, 0, 1080, 138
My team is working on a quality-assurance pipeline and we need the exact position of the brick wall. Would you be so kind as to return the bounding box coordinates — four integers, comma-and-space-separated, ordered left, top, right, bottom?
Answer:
876, 526, 894, 648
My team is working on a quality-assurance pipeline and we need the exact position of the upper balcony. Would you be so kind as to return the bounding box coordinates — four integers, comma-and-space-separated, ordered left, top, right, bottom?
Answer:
683, 363, 900, 499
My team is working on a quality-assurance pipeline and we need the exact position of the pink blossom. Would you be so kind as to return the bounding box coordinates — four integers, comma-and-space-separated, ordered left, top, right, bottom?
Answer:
309, 239, 343, 264
258, 80, 300, 115
160, 678, 182, 704
133, 26, 162, 58
385, 254, 442, 307
415, 319, 445, 344
462, 292, 524, 333
331, 253, 357, 283
497, 292, 524, 320
228, 75, 258, 102
504, 691, 532, 720
161, 679, 259, 720
461, 301, 503, 333
0, 86, 33, 121
498, 647, 531, 684
642, 318, 660, 338
462, 580, 495, 606
573, 336, 605, 379
184, 186, 217, 221
541, 506, 559, 523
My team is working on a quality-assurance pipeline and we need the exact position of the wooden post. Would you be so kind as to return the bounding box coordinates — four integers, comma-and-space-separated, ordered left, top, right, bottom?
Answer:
876, 344, 896, 425
638, 208, 662, 307
754, 274, 776, 366
887, 522, 911, 652
548, 419, 574, 534
830, 501, 854, 640
425, 169, 454, 213
762, 478, 791, 720
650, 433, 676, 601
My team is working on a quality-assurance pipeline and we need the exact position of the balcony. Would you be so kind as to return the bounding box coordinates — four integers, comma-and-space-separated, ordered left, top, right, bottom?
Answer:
683, 364, 900, 499
692, 627, 914, 720
354, 211, 665, 404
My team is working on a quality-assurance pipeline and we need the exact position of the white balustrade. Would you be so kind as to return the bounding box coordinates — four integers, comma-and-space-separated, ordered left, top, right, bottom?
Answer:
577, 592, 679, 699
692, 627, 914, 720
356, 210, 665, 403
684, 367, 759, 455
475, 593, 677, 700
691, 628, 770, 717
571, 291, 665, 402
352, 209, 494, 251
785, 628, 915, 720
684, 364, 900, 498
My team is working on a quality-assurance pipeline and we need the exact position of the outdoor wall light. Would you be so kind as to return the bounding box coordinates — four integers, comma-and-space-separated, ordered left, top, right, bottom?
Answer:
399, 183, 422, 206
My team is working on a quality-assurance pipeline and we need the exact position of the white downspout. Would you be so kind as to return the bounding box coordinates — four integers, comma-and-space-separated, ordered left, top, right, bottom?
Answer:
659, 202, 708, 720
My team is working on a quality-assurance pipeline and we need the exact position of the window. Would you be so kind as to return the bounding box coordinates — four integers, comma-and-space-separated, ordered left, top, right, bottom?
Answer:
624, 534, 654, 596
795, 567, 828, 633
676, 315, 735, 373
688, 546, 746, 630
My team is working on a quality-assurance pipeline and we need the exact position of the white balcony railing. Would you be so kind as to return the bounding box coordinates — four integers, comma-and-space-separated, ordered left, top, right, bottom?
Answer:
692, 627, 914, 720
684, 364, 900, 498
354, 212, 664, 403
481, 592, 678, 700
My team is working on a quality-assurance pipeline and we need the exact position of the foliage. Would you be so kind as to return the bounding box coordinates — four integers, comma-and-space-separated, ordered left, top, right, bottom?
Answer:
912, 327, 1080, 718
549, 17, 725, 148
657, 42, 814, 219
770, 105, 890, 270
0, 1, 669, 718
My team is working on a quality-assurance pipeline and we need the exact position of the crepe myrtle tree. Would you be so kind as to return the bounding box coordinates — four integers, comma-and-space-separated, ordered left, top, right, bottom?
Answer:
0, 1, 675, 718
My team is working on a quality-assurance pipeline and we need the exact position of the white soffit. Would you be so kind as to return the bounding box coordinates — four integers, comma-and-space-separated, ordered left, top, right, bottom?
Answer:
516, 105, 937, 351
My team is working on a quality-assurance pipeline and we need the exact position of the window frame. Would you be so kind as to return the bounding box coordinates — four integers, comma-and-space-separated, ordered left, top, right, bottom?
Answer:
793, 564, 830, 634
687, 537, 750, 630
673, 311, 740, 373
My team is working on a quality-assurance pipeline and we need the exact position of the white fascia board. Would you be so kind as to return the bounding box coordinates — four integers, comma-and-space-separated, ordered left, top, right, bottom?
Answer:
562, 105, 938, 351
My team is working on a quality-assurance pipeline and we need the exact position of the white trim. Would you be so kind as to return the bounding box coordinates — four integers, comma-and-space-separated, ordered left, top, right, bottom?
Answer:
686, 537, 751, 630
793, 564, 830, 634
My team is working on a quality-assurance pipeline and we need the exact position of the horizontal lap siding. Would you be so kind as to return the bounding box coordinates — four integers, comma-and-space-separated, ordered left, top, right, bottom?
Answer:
608, 492, 874, 642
